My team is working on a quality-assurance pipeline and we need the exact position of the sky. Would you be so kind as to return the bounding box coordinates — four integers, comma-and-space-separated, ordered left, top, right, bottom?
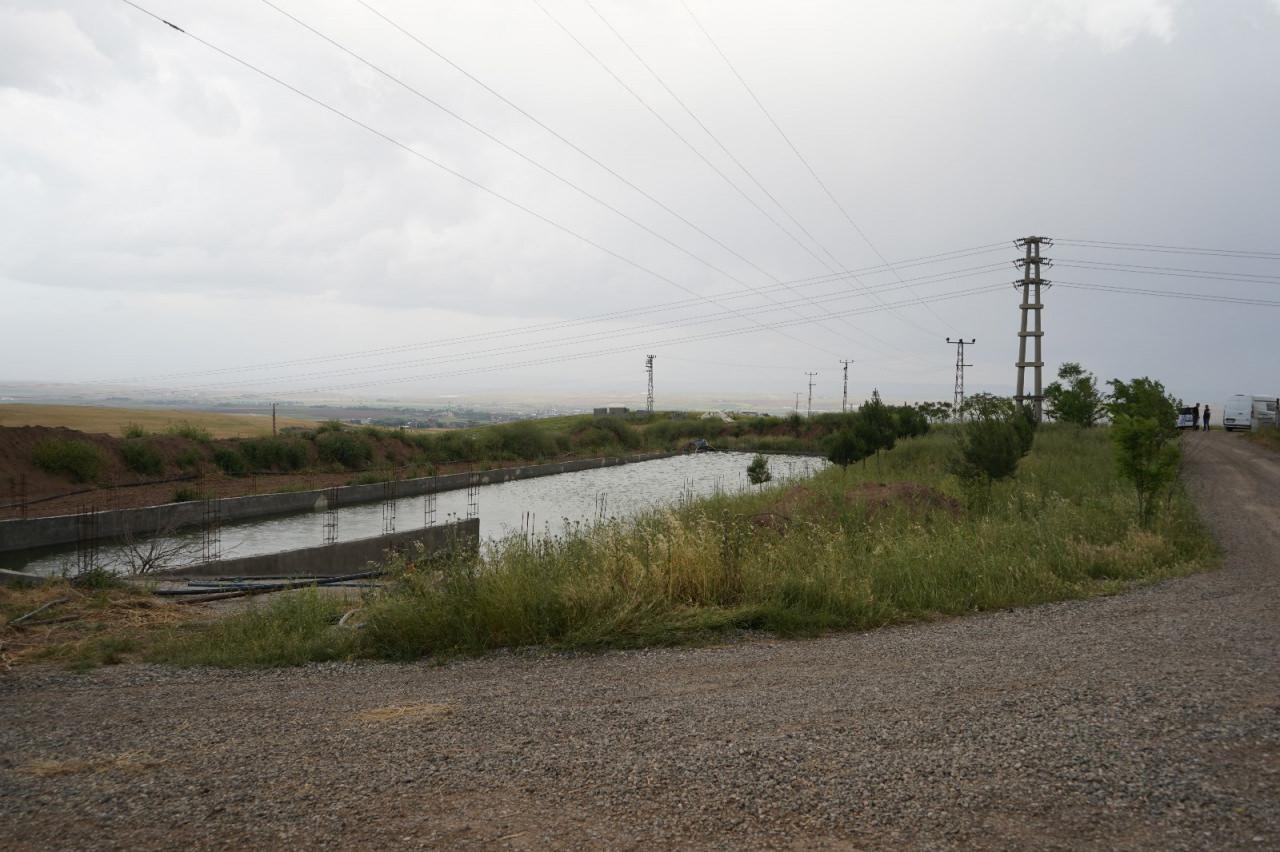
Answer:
2, 0, 1278, 412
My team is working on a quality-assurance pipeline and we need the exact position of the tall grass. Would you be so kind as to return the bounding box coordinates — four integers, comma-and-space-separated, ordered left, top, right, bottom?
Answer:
154, 425, 1216, 667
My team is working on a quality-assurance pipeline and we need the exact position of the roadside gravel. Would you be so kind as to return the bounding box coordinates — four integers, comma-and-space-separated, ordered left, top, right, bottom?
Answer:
2, 430, 1277, 849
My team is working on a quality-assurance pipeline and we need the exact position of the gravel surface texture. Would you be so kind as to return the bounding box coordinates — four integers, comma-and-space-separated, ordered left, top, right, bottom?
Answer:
2, 430, 1277, 849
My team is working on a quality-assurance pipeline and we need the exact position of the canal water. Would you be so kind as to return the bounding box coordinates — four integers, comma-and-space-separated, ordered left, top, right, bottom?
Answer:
9, 452, 826, 576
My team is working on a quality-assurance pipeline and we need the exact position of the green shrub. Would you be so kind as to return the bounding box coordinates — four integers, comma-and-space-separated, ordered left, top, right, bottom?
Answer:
747, 454, 772, 484
494, 421, 558, 460
213, 446, 249, 476
122, 422, 148, 439
316, 431, 374, 469
174, 447, 204, 472
171, 486, 205, 503
32, 438, 107, 483
167, 421, 212, 442
120, 438, 164, 477
240, 436, 310, 471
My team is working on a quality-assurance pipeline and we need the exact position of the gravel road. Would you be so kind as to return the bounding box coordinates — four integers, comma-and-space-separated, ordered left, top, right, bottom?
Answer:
2, 430, 1277, 849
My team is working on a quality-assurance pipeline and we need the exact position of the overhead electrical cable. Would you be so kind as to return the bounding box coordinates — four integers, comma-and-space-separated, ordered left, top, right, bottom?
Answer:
1055, 239, 1280, 261
573, 0, 943, 347
1054, 280, 1280, 307
116, 0, 845, 365
527, 0, 931, 361
104, 247, 1006, 384
135, 266, 1009, 392
256, 0, 862, 357
218, 281, 1014, 398
1054, 259, 1280, 285
678, 0, 955, 334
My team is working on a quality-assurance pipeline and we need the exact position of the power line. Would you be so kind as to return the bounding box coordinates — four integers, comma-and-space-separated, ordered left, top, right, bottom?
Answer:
678, 0, 954, 335
583, 0, 948, 347
139, 281, 1014, 399
529, 0, 926, 361
100, 250, 1008, 385
116, 0, 847, 368
253, 0, 864, 360
137, 266, 1011, 393
1055, 280, 1280, 307
1055, 239, 1280, 261
1054, 259, 1280, 285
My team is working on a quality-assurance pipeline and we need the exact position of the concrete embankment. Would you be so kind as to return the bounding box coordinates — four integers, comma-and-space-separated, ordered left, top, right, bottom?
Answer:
0, 452, 677, 552
161, 518, 478, 579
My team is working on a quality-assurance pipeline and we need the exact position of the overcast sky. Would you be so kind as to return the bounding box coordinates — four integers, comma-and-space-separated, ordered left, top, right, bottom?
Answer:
2, 0, 1278, 411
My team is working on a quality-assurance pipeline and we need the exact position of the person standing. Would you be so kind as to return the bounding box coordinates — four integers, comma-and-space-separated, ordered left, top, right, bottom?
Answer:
1194, 402, 1201, 424
1202, 405, 1212, 431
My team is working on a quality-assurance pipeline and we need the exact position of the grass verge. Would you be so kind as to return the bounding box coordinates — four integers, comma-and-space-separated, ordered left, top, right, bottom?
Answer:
148, 424, 1216, 668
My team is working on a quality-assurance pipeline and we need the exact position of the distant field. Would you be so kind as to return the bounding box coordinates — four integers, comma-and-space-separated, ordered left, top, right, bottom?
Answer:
0, 404, 316, 438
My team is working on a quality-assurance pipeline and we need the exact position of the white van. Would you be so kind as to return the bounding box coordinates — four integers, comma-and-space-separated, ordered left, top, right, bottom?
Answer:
1223, 395, 1280, 431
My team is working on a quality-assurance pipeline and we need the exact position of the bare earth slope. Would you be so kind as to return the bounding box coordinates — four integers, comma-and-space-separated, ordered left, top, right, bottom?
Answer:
2, 431, 1277, 849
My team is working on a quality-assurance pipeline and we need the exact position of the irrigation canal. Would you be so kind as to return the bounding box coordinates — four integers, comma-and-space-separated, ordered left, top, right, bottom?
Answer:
6, 452, 825, 576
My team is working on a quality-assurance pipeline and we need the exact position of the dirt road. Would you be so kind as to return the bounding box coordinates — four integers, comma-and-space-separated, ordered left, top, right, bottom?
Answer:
2, 431, 1278, 849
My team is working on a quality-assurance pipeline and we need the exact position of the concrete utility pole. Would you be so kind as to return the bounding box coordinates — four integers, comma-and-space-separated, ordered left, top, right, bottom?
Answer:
645, 354, 655, 413
946, 338, 975, 418
840, 360, 854, 412
794, 392, 801, 414
805, 372, 818, 418
1014, 236, 1052, 421
271, 403, 278, 437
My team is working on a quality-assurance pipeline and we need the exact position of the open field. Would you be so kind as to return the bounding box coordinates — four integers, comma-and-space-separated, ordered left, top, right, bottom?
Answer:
0, 404, 316, 439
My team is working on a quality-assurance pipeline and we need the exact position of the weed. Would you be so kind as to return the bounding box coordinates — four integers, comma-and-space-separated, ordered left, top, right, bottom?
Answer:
120, 438, 165, 477
166, 420, 212, 442
32, 438, 107, 483
171, 486, 205, 503
148, 589, 352, 667
212, 446, 249, 476
316, 431, 374, 470
122, 422, 148, 439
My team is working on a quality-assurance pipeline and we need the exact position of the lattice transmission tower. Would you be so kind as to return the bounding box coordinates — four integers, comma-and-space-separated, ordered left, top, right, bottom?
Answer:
947, 337, 975, 418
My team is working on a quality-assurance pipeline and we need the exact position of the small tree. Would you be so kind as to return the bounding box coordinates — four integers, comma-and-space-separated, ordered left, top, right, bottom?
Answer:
746, 454, 772, 485
827, 428, 871, 472
1106, 376, 1181, 526
950, 396, 1028, 509
1044, 362, 1105, 427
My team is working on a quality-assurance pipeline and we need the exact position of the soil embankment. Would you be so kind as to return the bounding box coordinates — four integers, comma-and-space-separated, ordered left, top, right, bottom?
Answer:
1, 431, 1277, 848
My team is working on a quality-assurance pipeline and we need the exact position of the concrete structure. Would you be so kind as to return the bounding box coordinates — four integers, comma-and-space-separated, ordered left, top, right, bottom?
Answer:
0, 451, 676, 553
161, 518, 478, 579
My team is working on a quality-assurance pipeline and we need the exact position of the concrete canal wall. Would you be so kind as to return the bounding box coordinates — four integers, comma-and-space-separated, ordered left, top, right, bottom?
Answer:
0, 451, 677, 552
161, 518, 478, 579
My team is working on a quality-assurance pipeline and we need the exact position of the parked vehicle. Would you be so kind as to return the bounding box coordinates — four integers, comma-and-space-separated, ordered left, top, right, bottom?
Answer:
1223, 394, 1280, 431
1175, 407, 1198, 430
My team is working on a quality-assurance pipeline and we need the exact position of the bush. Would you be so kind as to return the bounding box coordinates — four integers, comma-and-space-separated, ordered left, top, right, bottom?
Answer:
120, 438, 164, 477
166, 421, 212, 442
316, 431, 374, 470
171, 486, 205, 503
212, 446, 249, 476
32, 438, 107, 483
175, 447, 205, 472
1111, 413, 1180, 526
240, 436, 310, 472
493, 421, 558, 460
122, 422, 148, 439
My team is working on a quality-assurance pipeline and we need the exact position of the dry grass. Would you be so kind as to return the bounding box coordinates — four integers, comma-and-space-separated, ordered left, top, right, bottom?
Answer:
355, 703, 455, 723
0, 403, 315, 438
24, 753, 165, 777
0, 581, 195, 670
1245, 428, 1280, 454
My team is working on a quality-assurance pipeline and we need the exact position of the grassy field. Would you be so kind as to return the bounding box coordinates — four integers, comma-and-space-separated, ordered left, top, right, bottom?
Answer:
1245, 428, 1280, 454
0, 404, 316, 439
147, 424, 1216, 668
